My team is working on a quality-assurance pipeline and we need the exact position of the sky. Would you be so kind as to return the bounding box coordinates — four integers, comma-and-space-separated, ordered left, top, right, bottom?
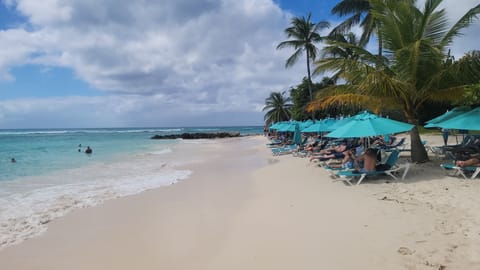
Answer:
0, 0, 478, 128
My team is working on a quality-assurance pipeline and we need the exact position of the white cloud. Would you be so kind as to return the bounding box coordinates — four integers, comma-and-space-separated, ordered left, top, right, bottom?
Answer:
2, 0, 303, 95
0, 0, 310, 127
440, 0, 480, 58
0, 0, 478, 128
0, 95, 268, 128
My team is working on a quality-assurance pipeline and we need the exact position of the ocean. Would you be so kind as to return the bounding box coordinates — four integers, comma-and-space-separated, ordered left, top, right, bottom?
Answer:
0, 126, 262, 248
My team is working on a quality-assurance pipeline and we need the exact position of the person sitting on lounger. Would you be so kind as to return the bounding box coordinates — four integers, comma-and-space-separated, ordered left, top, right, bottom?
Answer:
354, 148, 377, 172
456, 157, 480, 167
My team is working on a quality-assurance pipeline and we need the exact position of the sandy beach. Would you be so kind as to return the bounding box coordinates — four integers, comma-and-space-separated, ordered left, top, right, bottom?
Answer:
0, 135, 479, 269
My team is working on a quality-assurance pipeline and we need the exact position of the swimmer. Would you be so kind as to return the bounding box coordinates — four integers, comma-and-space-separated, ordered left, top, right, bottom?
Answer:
11, 158, 16, 163
85, 146, 93, 154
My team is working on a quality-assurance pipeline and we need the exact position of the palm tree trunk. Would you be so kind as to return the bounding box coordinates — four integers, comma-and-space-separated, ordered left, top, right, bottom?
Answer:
306, 51, 315, 119
403, 105, 428, 162
377, 27, 383, 58
306, 51, 313, 102
408, 121, 429, 163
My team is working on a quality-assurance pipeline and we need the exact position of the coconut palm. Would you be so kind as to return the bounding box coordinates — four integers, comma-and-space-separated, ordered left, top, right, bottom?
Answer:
277, 14, 330, 101
263, 91, 293, 126
310, 0, 480, 162
330, 0, 382, 55
319, 32, 361, 82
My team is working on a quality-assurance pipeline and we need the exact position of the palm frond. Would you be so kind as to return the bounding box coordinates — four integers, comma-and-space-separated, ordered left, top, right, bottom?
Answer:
423, 85, 466, 104
440, 3, 480, 47
285, 49, 303, 68
276, 40, 304, 50
306, 93, 399, 113
331, 0, 370, 16
330, 13, 362, 35
359, 13, 375, 47
358, 69, 411, 99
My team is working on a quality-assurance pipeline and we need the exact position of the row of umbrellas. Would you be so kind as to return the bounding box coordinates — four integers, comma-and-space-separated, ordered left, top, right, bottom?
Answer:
424, 106, 480, 130
269, 107, 479, 145
269, 111, 415, 144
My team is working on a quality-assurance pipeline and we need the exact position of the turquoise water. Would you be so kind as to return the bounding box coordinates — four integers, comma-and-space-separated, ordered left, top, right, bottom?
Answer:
0, 126, 262, 248
0, 126, 262, 181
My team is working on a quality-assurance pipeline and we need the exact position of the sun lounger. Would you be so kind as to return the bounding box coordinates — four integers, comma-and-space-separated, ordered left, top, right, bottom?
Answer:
382, 137, 406, 151
335, 163, 410, 185
425, 144, 445, 159
440, 163, 480, 179
333, 150, 410, 185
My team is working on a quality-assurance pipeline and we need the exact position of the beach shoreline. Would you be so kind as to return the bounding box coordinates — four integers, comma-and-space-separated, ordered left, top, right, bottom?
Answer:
0, 135, 479, 269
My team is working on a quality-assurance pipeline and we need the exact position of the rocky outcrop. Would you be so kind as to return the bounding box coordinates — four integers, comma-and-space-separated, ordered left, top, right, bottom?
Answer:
151, 132, 241, 140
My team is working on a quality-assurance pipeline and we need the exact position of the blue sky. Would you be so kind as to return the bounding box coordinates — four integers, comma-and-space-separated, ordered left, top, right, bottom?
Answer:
0, 0, 478, 128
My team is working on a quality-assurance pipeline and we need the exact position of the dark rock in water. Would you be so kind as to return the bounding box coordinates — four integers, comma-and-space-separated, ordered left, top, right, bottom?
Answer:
151, 132, 241, 140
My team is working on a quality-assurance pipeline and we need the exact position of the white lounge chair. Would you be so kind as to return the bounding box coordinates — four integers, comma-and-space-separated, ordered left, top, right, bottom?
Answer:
440, 163, 480, 179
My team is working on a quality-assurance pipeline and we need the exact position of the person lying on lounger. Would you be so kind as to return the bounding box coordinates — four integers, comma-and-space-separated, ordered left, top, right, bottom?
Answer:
309, 141, 348, 162
456, 157, 480, 167
327, 148, 356, 169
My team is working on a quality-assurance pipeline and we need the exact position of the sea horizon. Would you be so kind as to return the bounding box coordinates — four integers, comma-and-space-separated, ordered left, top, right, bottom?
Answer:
0, 125, 264, 132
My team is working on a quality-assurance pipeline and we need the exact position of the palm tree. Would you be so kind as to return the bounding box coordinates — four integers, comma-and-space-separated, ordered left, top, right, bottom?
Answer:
330, 0, 382, 57
263, 91, 293, 126
277, 13, 330, 101
310, 0, 480, 162
318, 32, 361, 82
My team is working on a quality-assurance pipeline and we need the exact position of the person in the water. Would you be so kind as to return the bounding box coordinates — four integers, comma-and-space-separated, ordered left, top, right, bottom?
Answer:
85, 146, 92, 154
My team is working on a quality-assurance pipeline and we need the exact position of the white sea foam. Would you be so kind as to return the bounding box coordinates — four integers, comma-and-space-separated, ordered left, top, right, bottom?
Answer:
148, 148, 172, 155
0, 148, 191, 249
180, 139, 216, 144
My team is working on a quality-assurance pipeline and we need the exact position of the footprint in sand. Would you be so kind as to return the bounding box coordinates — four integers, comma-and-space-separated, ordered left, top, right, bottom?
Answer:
398, 247, 415, 255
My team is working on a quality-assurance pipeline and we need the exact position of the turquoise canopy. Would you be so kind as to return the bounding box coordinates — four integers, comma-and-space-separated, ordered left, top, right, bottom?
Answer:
326, 111, 414, 138
269, 121, 288, 130
299, 120, 314, 130
292, 123, 302, 145
301, 118, 336, 133
435, 107, 480, 130
276, 122, 297, 132
424, 106, 470, 128
326, 116, 354, 131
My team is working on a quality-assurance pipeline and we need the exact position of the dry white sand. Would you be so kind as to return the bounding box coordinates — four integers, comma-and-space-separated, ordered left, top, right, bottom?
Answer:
0, 134, 479, 269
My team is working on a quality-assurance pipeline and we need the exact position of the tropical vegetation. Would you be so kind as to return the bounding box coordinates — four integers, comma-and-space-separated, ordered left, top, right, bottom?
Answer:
276, 13, 329, 102
309, 0, 480, 162
262, 92, 293, 126
289, 77, 335, 121
265, 0, 480, 163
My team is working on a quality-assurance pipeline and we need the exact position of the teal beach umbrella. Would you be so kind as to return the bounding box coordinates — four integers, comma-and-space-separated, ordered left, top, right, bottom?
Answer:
326, 111, 414, 138
269, 121, 287, 130
424, 106, 470, 128
277, 122, 297, 132
292, 123, 302, 145
299, 120, 314, 130
435, 107, 480, 130
326, 116, 354, 131
301, 118, 335, 133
